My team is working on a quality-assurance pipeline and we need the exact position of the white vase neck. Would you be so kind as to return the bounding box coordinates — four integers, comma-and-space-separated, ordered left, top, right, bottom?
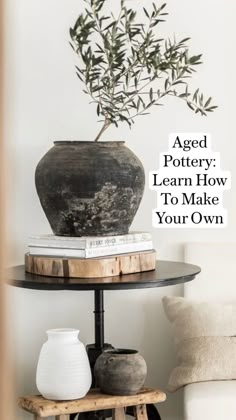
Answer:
46, 328, 80, 342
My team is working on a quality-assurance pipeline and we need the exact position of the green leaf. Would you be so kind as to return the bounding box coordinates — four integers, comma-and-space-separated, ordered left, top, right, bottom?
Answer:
206, 105, 218, 111
173, 80, 186, 86
143, 8, 149, 18
104, 21, 116, 30
119, 114, 132, 126
189, 54, 202, 64
92, 85, 104, 92
137, 97, 141, 111
164, 78, 169, 90
95, 43, 104, 52
204, 97, 212, 108
99, 16, 110, 23
187, 102, 195, 111
146, 100, 155, 109
193, 88, 199, 102
69, 28, 75, 39
149, 87, 153, 101
138, 95, 145, 108
69, 41, 75, 51
159, 3, 167, 11
179, 37, 191, 44
76, 73, 83, 81
150, 20, 160, 28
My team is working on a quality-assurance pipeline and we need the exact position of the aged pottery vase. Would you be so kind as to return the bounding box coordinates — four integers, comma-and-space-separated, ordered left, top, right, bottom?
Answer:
35, 141, 145, 236
36, 328, 92, 400
94, 349, 147, 395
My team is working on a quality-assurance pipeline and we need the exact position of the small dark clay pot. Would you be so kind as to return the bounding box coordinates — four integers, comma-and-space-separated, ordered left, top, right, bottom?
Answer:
94, 349, 147, 395
35, 141, 145, 236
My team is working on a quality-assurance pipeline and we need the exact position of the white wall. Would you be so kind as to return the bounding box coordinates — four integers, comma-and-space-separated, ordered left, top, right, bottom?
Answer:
4, 1, 236, 419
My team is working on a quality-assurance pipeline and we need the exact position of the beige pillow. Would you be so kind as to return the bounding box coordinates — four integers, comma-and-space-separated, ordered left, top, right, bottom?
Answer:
162, 296, 236, 392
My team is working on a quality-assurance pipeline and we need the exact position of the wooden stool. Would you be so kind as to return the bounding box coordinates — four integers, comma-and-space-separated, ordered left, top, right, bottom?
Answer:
18, 387, 166, 420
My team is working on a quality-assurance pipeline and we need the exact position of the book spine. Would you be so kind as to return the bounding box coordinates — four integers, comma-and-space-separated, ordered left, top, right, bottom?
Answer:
84, 241, 153, 257
28, 240, 153, 258
28, 247, 84, 258
28, 239, 86, 249
28, 232, 152, 249
85, 233, 152, 248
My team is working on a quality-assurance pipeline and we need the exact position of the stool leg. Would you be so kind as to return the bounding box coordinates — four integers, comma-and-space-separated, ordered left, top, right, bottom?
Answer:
34, 417, 44, 420
134, 405, 148, 420
112, 407, 126, 420
55, 416, 70, 420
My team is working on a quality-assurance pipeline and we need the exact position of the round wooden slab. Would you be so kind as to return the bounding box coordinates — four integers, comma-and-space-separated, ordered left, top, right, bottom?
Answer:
25, 250, 156, 279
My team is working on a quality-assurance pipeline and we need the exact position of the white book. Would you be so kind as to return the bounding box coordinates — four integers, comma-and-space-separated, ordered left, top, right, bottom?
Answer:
28, 231, 152, 250
28, 240, 153, 258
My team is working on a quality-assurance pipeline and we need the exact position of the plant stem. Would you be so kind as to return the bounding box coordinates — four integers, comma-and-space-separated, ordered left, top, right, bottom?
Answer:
94, 119, 111, 141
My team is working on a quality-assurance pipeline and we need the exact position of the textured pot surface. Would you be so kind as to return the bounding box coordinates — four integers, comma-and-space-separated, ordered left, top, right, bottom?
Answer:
35, 141, 145, 236
94, 349, 147, 395
36, 329, 92, 400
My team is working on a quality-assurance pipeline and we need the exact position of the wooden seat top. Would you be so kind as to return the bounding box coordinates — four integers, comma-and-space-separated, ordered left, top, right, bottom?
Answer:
18, 387, 166, 417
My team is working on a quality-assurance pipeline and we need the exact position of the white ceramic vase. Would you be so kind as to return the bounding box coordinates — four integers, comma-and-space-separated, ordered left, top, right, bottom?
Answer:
36, 328, 92, 400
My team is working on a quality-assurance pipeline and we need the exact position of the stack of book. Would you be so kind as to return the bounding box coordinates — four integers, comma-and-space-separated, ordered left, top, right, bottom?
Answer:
27, 231, 153, 259
26, 232, 156, 278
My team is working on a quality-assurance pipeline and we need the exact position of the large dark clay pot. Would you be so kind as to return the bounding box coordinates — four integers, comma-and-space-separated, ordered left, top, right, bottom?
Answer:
94, 349, 147, 395
35, 141, 145, 236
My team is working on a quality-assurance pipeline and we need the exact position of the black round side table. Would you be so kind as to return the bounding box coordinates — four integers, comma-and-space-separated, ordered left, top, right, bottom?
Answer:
8, 260, 201, 420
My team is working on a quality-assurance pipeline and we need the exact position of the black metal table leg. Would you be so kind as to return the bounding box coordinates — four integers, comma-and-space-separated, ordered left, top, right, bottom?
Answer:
94, 290, 104, 349
86, 290, 113, 386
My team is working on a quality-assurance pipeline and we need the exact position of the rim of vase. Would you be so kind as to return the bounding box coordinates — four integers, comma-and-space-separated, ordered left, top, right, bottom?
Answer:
46, 328, 80, 335
54, 141, 125, 145
104, 349, 138, 355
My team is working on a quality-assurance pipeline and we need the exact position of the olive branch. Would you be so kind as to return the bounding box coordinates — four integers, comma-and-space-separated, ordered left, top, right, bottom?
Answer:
70, 0, 217, 141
